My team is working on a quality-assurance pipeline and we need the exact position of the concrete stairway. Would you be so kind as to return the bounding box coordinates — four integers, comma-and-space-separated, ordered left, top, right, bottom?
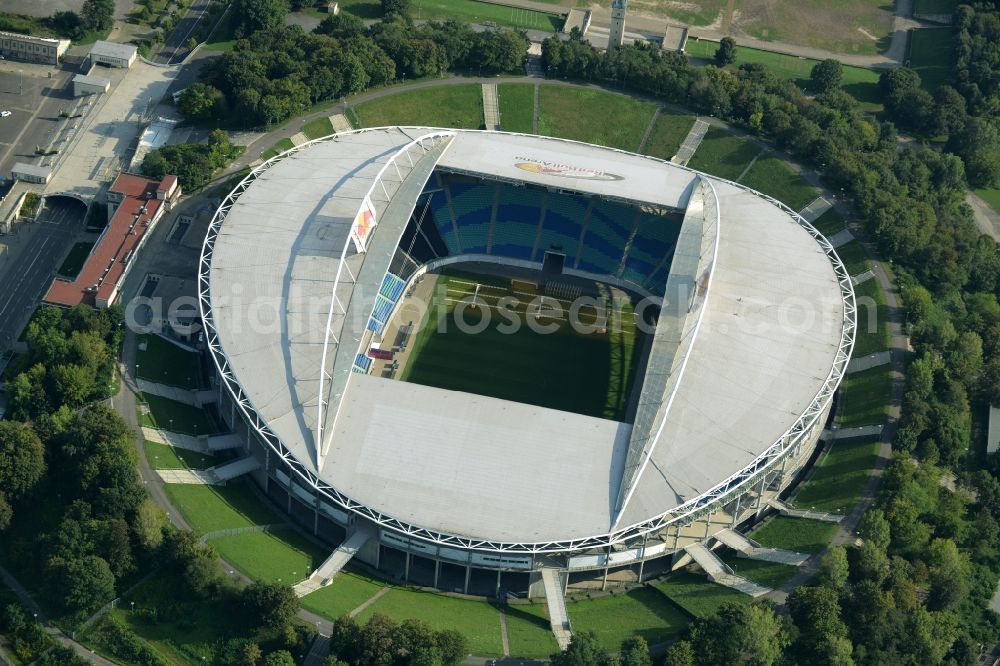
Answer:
540, 568, 572, 650
293, 528, 374, 597
482, 84, 500, 131
766, 498, 844, 523
684, 542, 771, 598
798, 196, 832, 223
142, 427, 206, 452
714, 528, 809, 566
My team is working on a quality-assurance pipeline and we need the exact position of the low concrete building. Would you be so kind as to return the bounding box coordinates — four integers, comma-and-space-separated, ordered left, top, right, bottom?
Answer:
88, 40, 138, 69
72, 73, 111, 97
11, 163, 52, 184
0, 31, 69, 65
662, 25, 688, 52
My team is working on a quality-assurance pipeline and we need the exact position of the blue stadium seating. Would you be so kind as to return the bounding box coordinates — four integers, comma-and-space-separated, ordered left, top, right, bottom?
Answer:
379, 273, 405, 302
537, 193, 587, 264
352, 353, 373, 374
577, 201, 635, 276
492, 187, 545, 260
427, 191, 460, 255
367, 272, 406, 334
448, 181, 494, 254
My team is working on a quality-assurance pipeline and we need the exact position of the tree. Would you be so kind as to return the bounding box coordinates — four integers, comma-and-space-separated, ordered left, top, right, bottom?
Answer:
619, 636, 650, 666
238, 641, 263, 666
132, 499, 166, 551
53, 555, 116, 616
690, 602, 786, 666
234, 0, 290, 37
661, 640, 695, 666
787, 586, 848, 658
551, 630, 616, 666
242, 582, 299, 631
262, 651, 296, 666
359, 613, 398, 666
714, 37, 736, 67
818, 545, 849, 589
178, 83, 224, 121
436, 629, 467, 666
0, 421, 46, 514
80, 0, 114, 32
811, 59, 843, 93
381, 0, 411, 18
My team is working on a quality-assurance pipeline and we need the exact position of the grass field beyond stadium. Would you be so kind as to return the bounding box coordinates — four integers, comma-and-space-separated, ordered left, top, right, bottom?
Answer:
400, 271, 645, 421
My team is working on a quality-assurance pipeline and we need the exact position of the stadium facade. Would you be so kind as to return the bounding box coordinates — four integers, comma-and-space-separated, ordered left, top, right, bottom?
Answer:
199, 128, 855, 597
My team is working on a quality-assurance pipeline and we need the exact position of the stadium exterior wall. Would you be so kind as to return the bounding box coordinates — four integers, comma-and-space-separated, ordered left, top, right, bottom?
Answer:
199, 128, 856, 595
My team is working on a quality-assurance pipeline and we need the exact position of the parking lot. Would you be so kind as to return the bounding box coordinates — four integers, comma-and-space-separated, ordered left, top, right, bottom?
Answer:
0, 63, 75, 183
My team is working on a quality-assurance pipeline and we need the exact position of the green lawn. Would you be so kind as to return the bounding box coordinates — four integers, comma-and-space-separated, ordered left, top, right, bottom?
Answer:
505, 603, 559, 658
140, 394, 217, 435
834, 239, 871, 276
717, 555, 799, 588
537, 87, 658, 152
641, 111, 697, 160
811, 208, 846, 236
837, 364, 892, 428
687, 127, 763, 181
654, 573, 750, 618
737, 154, 818, 210
208, 530, 327, 584
401, 272, 644, 420
57, 241, 94, 278
684, 39, 883, 111
750, 516, 838, 554
731, 0, 892, 56
791, 438, 880, 514
203, 6, 238, 52
302, 116, 334, 140
162, 483, 282, 534
136, 333, 202, 389
852, 277, 891, 357
565, 588, 689, 651
261, 137, 296, 161
356, 589, 504, 657
974, 187, 1000, 216
908, 28, 952, 92
143, 441, 216, 470
498, 83, 536, 134
411, 0, 562, 30
300, 571, 387, 620
354, 85, 484, 129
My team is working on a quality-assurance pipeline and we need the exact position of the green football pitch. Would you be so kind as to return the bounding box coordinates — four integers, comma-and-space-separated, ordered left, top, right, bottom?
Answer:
399, 271, 646, 421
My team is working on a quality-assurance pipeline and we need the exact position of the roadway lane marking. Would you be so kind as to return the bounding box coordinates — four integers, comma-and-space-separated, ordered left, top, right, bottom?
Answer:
0, 236, 50, 320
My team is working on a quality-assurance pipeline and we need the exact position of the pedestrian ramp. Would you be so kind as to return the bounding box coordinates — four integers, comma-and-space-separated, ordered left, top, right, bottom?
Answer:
156, 468, 218, 485
540, 568, 572, 650
798, 196, 832, 223
827, 228, 854, 248
714, 528, 809, 566
329, 114, 353, 133
207, 434, 243, 451
683, 542, 771, 598
142, 427, 206, 452
210, 456, 260, 482
671, 118, 709, 166
766, 498, 844, 523
294, 527, 374, 597
482, 84, 499, 131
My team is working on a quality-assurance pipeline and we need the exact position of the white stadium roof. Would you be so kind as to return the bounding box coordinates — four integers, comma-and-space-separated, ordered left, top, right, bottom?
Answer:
200, 128, 852, 550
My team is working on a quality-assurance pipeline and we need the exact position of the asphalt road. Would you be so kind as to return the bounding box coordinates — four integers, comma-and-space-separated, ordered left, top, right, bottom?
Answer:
0, 198, 84, 349
156, 0, 215, 65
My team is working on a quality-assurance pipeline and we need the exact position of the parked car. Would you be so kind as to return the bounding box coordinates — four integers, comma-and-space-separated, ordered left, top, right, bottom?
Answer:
0, 111, 11, 118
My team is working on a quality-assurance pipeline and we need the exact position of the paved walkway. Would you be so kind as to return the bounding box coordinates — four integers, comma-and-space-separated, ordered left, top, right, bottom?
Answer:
851, 269, 875, 286
671, 117, 709, 165
482, 84, 500, 131
636, 107, 661, 153
847, 350, 891, 373
966, 191, 1000, 241
798, 196, 832, 223
826, 228, 854, 248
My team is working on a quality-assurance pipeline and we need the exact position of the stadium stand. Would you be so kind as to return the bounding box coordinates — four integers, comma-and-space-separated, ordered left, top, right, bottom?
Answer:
577, 202, 637, 277
419, 173, 682, 292
538, 193, 587, 264
366, 273, 407, 335
492, 186, 546, 260
447, 178, 495, 254
352, 353, 373, 374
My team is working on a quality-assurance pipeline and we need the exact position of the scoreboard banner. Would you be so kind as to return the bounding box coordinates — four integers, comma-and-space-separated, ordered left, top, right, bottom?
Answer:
350, 196, 377, 253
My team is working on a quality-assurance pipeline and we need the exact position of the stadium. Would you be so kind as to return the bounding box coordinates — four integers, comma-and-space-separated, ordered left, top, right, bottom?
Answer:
198, 127, 855, 601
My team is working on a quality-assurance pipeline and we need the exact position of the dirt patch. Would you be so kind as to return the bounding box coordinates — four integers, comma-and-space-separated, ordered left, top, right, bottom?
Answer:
731, 0, 893, 55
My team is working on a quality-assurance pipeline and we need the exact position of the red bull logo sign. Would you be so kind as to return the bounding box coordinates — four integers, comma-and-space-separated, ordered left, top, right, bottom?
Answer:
514, 157, 624, 181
